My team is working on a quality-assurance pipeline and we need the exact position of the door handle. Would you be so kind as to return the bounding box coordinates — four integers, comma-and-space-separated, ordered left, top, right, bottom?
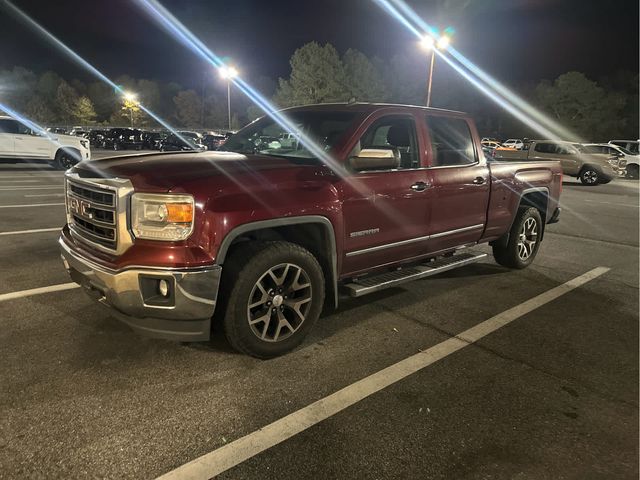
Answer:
472, 176, 486, 185
410, 181, 429, 192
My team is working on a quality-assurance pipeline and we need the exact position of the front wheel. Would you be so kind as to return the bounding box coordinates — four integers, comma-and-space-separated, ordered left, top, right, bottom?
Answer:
579, 167, 600, 185
493, 207, 542, 269
220, 241, 325, 358
626, 164, 639, 180
53, 149, 77, 170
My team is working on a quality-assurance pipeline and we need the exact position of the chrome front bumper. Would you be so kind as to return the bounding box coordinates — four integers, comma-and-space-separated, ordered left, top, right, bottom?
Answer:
59, 237, 221, 341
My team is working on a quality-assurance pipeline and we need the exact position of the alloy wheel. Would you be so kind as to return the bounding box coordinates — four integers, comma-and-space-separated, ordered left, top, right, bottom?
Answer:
517, 217, 538, 261
246, 263, 312, 343
583, 170, 598, 184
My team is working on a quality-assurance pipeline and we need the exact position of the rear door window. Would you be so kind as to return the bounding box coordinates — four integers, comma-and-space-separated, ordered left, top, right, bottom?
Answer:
426, 116, 476, 167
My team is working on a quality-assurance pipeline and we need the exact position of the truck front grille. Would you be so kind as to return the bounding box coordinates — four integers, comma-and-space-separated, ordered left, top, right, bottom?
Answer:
66, 179, 118, 252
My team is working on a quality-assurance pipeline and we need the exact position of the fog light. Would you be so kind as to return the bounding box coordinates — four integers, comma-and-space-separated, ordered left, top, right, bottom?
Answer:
158, 279, 169, 297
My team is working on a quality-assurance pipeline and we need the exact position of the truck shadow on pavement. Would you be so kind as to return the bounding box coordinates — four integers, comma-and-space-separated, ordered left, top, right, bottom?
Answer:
71, 262, 512, 361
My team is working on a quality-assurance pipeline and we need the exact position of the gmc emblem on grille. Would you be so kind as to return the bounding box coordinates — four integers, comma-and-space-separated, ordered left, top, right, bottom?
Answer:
68, 197, 93, 219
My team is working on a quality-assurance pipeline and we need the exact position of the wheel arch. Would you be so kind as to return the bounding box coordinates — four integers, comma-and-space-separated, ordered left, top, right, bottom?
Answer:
54, 146, 82, 162
491, 187, 549, 248
216, 216, 338, 309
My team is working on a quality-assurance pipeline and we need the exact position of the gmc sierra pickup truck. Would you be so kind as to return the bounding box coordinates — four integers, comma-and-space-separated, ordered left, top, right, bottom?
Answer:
59, 103, 562, 358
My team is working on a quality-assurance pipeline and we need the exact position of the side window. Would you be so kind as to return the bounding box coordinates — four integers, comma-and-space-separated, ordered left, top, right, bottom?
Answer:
15, 122, 31, 135
534, 143, 553, 154
0, 119, 20, 134
353, 116, 419, 169
426, 116, 476, 167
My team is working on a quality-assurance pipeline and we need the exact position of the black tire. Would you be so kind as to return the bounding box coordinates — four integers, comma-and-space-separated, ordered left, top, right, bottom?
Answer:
627, 164, 639, 180
492, 207, 542, 269
579, 166, 600, 185
219, 241, 325, 359
53, 149, 78, 170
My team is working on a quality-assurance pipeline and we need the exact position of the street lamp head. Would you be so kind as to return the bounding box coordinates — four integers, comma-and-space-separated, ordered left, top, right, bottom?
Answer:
219, 65, 238, 80
437, 35, 451, 50
420, 35, 435, 51
123, 91, 137, 102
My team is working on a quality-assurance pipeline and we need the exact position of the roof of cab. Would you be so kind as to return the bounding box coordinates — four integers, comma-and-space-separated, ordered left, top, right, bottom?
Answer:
281, 102, 466, 116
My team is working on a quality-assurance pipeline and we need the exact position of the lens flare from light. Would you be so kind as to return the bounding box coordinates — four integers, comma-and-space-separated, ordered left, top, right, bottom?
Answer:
373, 0, 583, 141
2, 0, 190, 146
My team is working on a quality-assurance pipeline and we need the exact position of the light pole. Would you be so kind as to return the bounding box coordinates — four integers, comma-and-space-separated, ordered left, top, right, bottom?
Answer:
420, 34, 451, 107
219, 66, 238, 130
122, 91, 139, 128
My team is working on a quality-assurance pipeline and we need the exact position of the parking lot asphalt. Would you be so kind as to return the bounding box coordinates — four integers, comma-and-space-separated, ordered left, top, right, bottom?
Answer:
0, 153, 638, 479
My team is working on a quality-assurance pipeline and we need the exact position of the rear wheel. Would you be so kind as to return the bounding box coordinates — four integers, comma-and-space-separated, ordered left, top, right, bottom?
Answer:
219, 241, 325, 358
493, 207, 542, 269
579, 167, 600, 185
627, 164, 639, 180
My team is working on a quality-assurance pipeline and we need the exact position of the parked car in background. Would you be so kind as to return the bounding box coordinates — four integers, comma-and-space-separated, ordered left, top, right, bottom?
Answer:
481, 140, 502, 150
142, 131, 167, 150
494, 139, 624, 185
103, 128, 144, 150
481, 137, 500, 144
86, 129, 107, 148
70, 127, 88, 137
0, 115, 90, 169
159, 132, 207, 151
609, 140, 639, 155
502, 139, 524, 150
583, 143, 639, 179
46, 126, 69, 135
202, 133, 226, 150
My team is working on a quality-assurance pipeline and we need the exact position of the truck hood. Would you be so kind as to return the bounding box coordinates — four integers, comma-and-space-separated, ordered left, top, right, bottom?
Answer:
72, 151, 323, 191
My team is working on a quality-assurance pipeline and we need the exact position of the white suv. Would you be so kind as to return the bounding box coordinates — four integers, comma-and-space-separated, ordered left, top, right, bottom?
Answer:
0, 116, 91, 170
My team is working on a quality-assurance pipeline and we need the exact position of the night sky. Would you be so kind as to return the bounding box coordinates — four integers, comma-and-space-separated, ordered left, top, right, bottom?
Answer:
0, 0, 638, 91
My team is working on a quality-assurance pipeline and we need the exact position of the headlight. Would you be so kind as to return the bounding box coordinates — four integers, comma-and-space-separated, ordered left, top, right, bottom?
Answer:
131, 193, 195, 241
79, 139, 89, 149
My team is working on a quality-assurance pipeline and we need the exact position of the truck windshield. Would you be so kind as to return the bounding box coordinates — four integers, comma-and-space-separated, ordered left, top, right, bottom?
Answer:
221, 111, 358, 159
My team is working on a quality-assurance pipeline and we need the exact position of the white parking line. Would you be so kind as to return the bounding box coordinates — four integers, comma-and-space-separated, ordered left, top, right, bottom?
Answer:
584, 199, 640, 208
0, 179, 41, 183
0, 282, 79, 303
156, 266, 610, 480
0, 203, 64, 208
23, 193, 65, 197
0, 174, 62, 179
0, 185, 62, 190
0, 227, 60, 236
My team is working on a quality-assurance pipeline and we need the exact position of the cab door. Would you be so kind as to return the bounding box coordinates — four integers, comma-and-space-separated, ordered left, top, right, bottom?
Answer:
14, 123, 51, 158
423, 114, 490, 252
340, 113, 432, 276
0, 118, 16, 156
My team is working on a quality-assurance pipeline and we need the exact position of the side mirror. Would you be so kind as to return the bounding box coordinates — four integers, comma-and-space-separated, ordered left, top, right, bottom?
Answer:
349, 148, 400, 171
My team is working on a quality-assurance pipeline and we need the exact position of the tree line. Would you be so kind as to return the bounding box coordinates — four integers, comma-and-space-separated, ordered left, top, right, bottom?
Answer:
1, 41, 637, 140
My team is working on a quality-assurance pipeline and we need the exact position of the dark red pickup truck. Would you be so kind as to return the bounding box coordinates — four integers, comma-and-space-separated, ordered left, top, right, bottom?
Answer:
60, 103, 562, 358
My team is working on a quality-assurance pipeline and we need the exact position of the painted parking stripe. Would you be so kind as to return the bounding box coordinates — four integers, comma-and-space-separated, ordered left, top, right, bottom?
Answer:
0, 174, 62, 178
0, 179, 41, 183
0, 185, 62, 190
584, 199, 640, 208
23, 193, 65, 197
0, 203, 64, 208
0, 283, 79, 303
157, 266, 610, 480
0, 227, 60, 236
